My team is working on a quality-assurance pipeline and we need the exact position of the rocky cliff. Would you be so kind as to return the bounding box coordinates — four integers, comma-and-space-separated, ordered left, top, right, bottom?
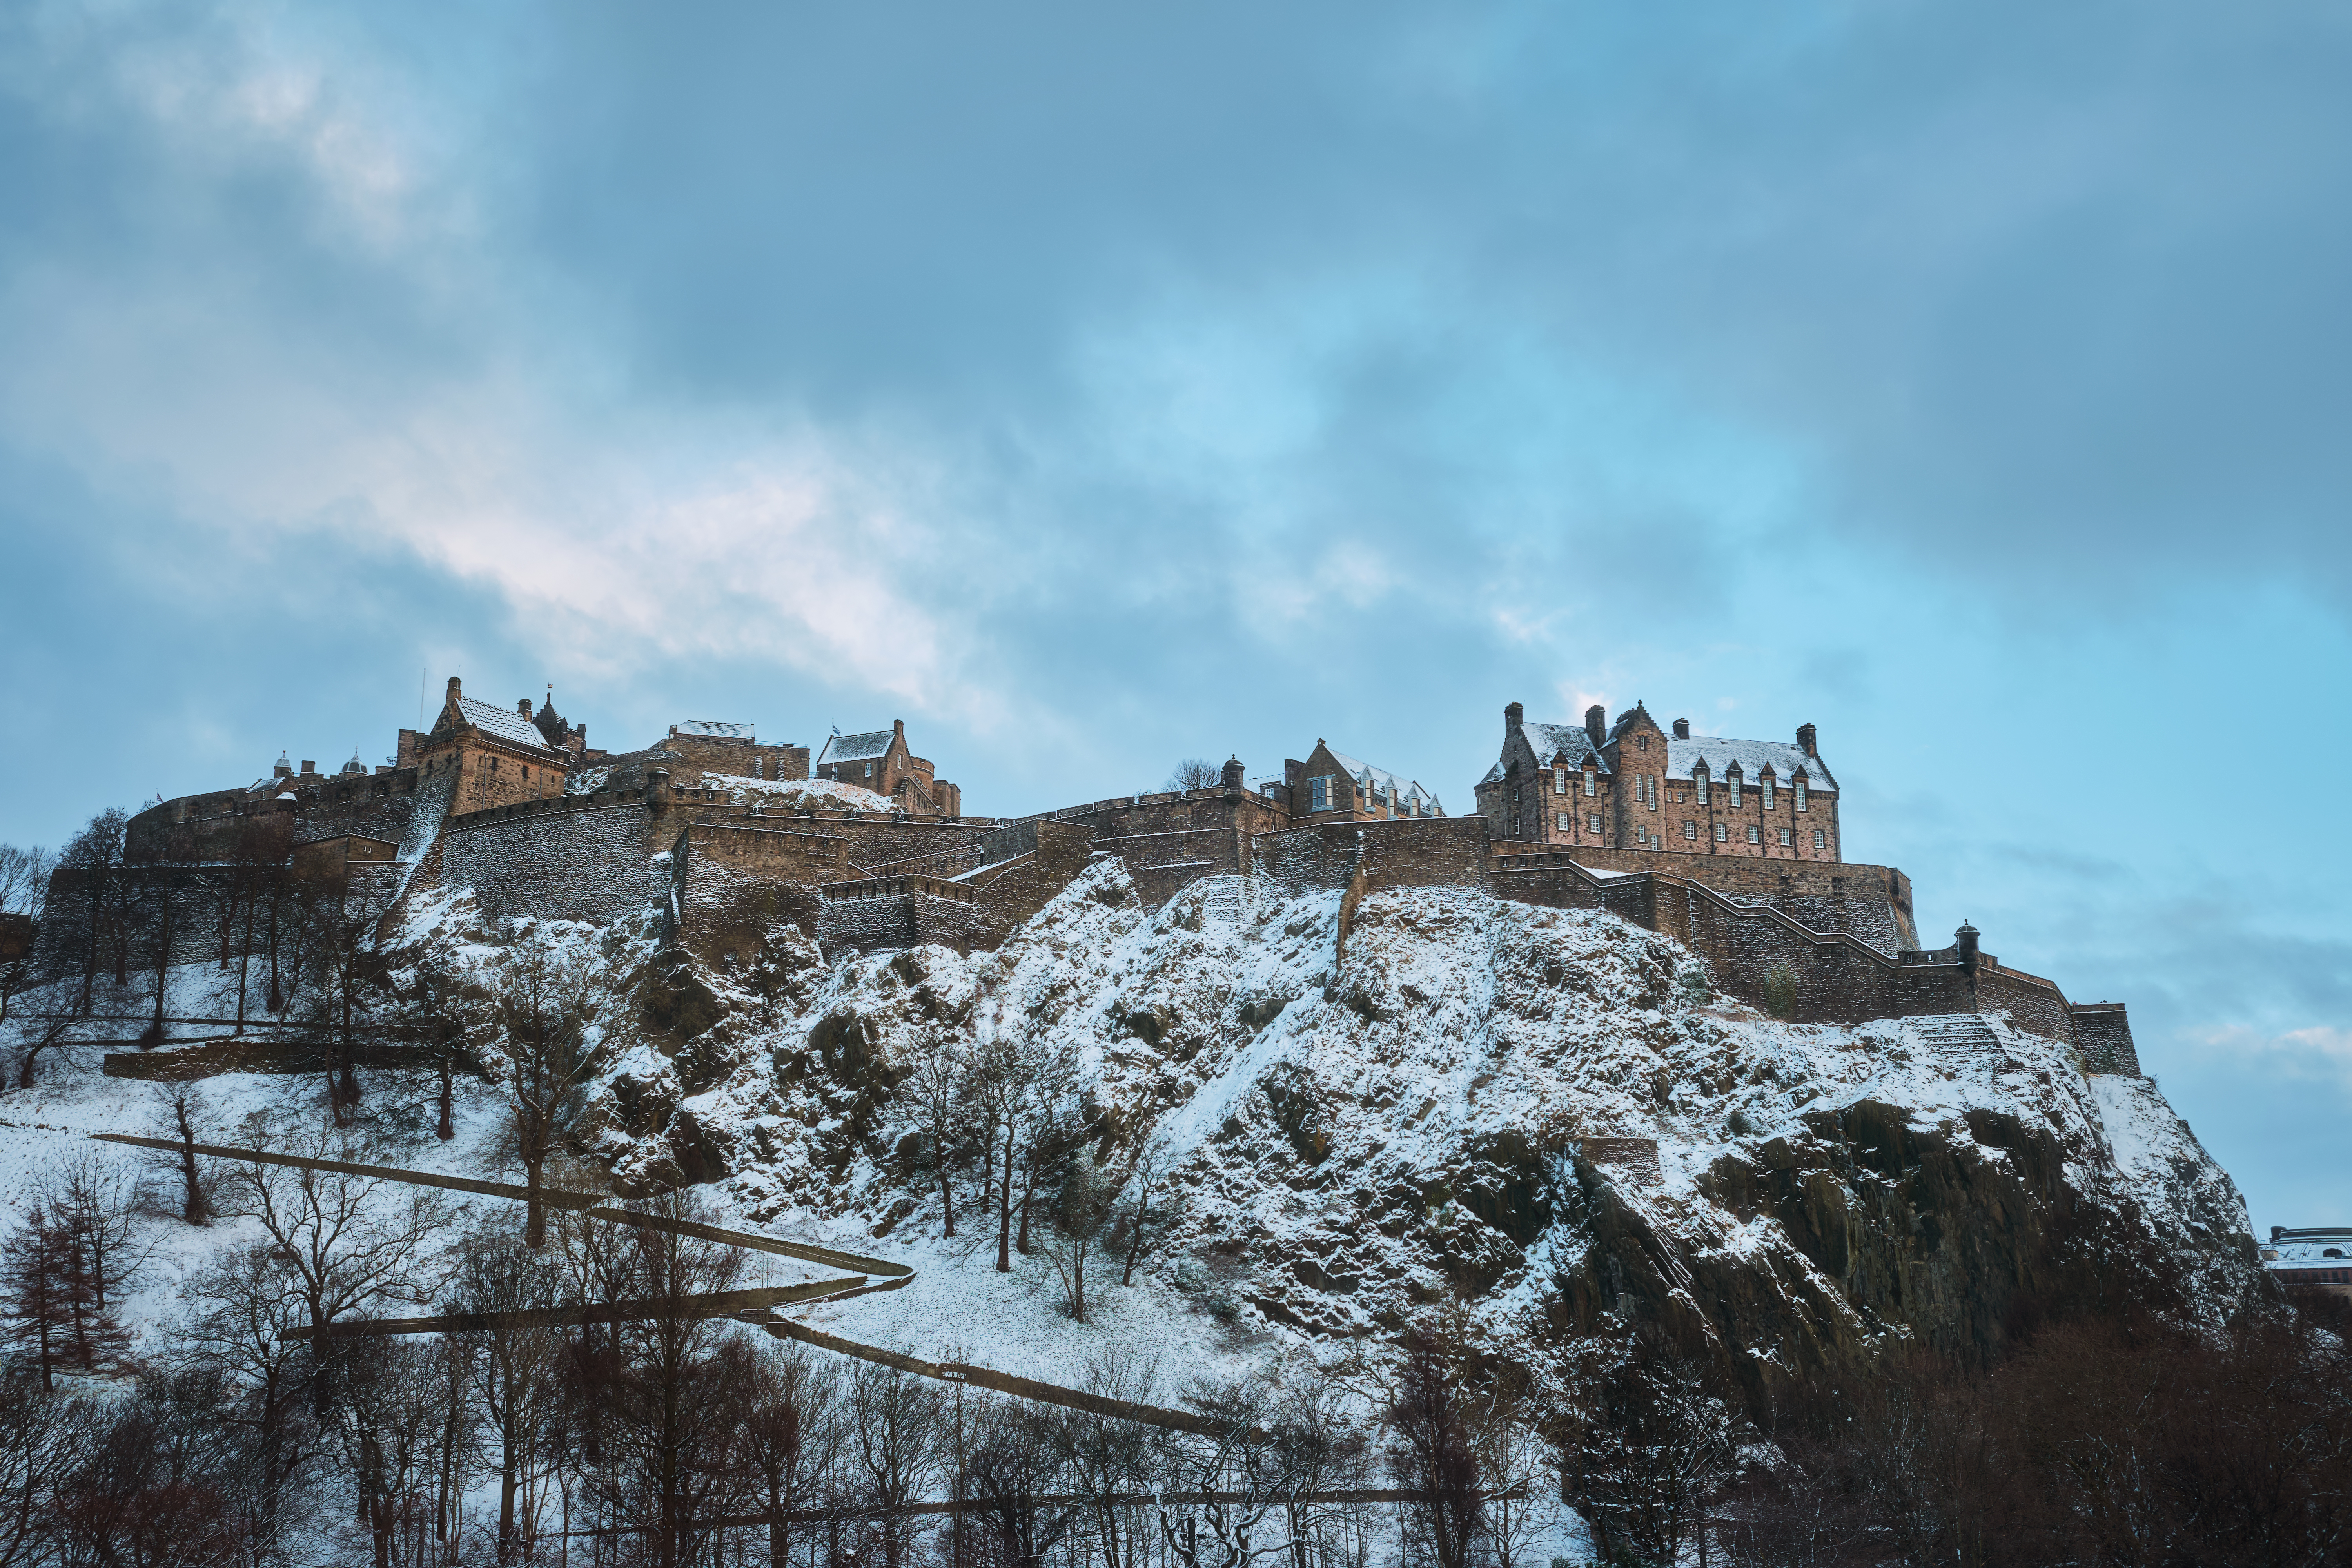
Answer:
510, 860, 2259, 1401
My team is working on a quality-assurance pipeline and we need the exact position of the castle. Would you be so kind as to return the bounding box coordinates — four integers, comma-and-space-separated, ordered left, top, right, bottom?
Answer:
59, 681, 2141, 1076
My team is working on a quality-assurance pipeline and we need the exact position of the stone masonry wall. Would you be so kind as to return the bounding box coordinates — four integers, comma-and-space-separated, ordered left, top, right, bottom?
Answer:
2070, 1004, 2143, 1075
1497, 845, 1918, 952
437, 804, 668, 925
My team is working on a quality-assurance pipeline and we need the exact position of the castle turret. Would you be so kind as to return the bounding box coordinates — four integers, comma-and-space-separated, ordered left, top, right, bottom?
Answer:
1222, 756, 1246, 797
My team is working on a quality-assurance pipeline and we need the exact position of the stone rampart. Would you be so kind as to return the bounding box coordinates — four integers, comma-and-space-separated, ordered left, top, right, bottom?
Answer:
1498, 844, 1919, 953
2069, 1003, 2142, 1075
437, 803, 668, 925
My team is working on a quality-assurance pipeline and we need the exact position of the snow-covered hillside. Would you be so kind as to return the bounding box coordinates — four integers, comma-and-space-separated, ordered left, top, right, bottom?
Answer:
573, 858, 2261, 1398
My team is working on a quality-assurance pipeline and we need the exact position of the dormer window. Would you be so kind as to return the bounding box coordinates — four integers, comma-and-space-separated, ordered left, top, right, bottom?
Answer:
1794, 773, 1808, 812
1583, 765, 1597, 797
1761, 772, 1775, 811
1727, 763, 1742, 809
1694, 762, 1710, 806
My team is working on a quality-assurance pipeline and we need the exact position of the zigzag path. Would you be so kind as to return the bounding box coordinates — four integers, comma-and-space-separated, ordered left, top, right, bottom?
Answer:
93, 1133, 1224, 1437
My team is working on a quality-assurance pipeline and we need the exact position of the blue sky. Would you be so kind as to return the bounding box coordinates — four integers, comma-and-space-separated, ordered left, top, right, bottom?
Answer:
2, 1, 2347, 1227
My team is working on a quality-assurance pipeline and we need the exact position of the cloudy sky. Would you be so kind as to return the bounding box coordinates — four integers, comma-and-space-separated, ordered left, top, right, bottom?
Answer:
2, 2, 2347, 1225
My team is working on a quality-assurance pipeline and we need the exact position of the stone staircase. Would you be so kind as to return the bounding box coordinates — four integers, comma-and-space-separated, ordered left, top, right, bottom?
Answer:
1194, 874, 1253, 927
1902, 1012, 2020, 1068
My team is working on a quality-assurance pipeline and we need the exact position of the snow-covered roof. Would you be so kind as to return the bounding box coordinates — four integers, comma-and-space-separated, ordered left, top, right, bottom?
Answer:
1669, 735, 1833, 790
1323, 749, 1441, 811
677, 720, 754, 740
819, 729, 895, 766
2265, 1228, 2352, 1266
1523, 722, 1611, 773
452, 695, 557, 751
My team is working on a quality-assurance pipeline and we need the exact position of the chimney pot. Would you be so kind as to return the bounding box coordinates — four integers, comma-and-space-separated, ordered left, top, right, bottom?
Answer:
519, 698, 533, 717
299, 760, 316, 775
1672, 717, 1690, 740
1797, 722, 1818, 757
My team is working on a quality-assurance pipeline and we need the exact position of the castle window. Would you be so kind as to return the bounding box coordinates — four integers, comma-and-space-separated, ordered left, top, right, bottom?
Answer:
1588, 812, 1602, 835
1556, 813, 1571, 835
1637, 736, 1648, 752
1583, 766, 1596, 797
1779, 827, 1793, 846
1762, 777, 1775, 811
1813, 829, 1827, 849
1554, 769, 1567, 795
1694, 765, 1709, 805
1728, 771, 1742, 809
1309, 776, 1332, 813
1715, 822, 1729, 842
1795, 777, 1808, 812
1747, 824, 1760, 844
1683, 820, 1698, 840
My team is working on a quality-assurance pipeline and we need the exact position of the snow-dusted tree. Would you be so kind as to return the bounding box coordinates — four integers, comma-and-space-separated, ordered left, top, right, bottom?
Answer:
972, 1034, 1077, 1272
1553, 1339, 1734, 1568
485, 936, 602, 1248
392, 945, 481, 1143
1153, 1378, 1360, 1568
58, 808, 129, 1013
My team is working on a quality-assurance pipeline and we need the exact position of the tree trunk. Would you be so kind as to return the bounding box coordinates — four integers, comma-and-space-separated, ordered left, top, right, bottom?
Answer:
437, 1055, 456, 1141
1071, 1237, 1087, 1323
176, 1097, 209, 1225
996, 1125, 1015, 1273
938, 1144, 956, 1238
524, 1158, 546, 1249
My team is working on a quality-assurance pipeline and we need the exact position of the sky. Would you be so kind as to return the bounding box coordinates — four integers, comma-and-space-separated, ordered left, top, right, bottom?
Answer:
1, 0, 2347, 1229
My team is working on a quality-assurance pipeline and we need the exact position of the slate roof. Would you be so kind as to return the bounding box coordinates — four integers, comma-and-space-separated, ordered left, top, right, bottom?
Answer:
1521, 722, 1612, 772
1324, 749, 1442, 813
818, 729, 895, 767
450, 696, 558, 752
677, 720, 754, 740
1668, 735, 1834, 790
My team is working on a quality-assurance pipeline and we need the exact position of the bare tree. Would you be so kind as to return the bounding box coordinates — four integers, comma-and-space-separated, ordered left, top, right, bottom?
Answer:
152, 1085, 213, 1227
1551, 1339, 1734, 1568
0, 1367, 92, 1568
907, 1038, 974, 1238
485, 936, 601, 1248
214, 1129, 449, 1405
1384, 1332, 1484, 1568
1049, 1151, 1118, 1324
965, 1396, 1079, 1568
330, 1332, 464, 1568
0, 844, 55, 1029
738, 1336, 842, 1568
8, 994, 87, 1090
58, 808, 129, 1014
846, 1360, 946, 1568
393, 946, 479, 1143
180, 1243, 322, 1559
1109, 1141, 1185, 1288
450, 1229, 569, 1562
973, 1036, 1079, 1270
1057, 1351, 1163, 1568
1152, 1381, 1326, 1568
1, 1209, 75, 1393
1167, 760, 1223, 791
40, 1150, 150, 1320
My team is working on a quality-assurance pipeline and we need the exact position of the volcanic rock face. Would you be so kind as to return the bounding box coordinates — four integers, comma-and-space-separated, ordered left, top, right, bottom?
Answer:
583, 861, 2260, 1395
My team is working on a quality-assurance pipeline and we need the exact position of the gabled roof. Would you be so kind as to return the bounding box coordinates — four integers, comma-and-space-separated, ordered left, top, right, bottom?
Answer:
449, 695, 557, 752
1521, 722, 1612, 773
1322, 748, 1441, 812
818, 729, 895, 766
1669, 735, 1833, 790
677, 720, 753, 740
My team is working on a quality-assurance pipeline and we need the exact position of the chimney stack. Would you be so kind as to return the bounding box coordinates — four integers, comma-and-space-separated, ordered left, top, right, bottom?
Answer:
1673, 717, 1690, 740
519, 698, 533, 718
447, 676, 462, 701
1585, 705, 1607, 747
893, 719, 905, 739
1797, 722, 1817, 757
1504, 701, 1523, 736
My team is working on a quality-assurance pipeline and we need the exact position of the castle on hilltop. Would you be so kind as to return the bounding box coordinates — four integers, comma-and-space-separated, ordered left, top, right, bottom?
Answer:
51, 680, 2139, 1076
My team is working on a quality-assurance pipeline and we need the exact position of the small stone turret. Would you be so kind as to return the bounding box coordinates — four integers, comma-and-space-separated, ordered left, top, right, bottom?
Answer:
1956, 920, 1980, 976
646, 767, 673, 812
1222, 756, 1246, 796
